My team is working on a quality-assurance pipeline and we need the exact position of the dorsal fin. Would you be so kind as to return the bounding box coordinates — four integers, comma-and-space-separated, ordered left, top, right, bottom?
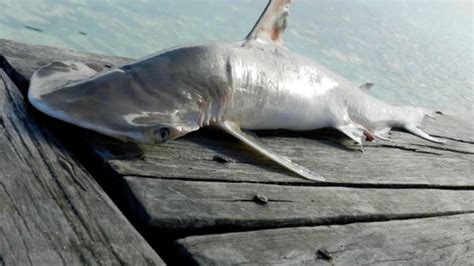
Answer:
245, 0, 292, 47
359, 82, 374, 92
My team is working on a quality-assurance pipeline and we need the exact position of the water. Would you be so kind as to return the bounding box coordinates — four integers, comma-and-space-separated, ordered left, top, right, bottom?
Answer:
0, 0, 472, 113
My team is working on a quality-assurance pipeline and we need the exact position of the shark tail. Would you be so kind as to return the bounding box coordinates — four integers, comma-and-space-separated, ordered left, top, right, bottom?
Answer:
399, 107, 446, 143
337, 106, 445, 145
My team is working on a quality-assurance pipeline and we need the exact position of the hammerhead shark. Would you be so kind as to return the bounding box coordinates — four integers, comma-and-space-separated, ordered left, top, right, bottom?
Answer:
28, 0, 443, 182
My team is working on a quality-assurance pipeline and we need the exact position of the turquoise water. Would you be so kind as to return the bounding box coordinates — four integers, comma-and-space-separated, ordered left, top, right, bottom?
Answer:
0, 0, 472, 112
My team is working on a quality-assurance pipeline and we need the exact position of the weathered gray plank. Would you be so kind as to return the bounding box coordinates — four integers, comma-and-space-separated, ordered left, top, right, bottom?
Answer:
103, 123, 473, 186
0, 70, 164, 265
422, 110, 473, 143
1, 38, 472, 187
176, 214, 474, 265
124, 177, 474, 234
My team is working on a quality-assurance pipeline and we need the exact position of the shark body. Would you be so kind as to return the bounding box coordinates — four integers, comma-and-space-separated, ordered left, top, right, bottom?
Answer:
28, 0, 443, 181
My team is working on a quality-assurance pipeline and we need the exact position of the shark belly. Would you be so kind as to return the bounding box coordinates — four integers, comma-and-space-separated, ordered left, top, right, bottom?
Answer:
225, 83, 338, 131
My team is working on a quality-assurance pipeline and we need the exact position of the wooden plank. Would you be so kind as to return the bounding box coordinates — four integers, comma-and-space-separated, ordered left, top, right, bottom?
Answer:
124, 177, 474, 234
103, 124, 473, 186
0, 70, 164, 265
422, 110, 473, 143
1, 38, 472, 187
176, 214, 474, 265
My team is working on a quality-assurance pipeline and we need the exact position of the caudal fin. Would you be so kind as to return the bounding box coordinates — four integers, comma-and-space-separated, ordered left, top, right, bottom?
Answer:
401, 107, 446, 143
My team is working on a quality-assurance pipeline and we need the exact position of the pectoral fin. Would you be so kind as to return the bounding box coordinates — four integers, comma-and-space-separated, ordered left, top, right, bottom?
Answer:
217, 121, 325, 182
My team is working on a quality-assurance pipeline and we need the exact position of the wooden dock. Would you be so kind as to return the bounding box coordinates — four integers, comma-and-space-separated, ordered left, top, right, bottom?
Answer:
1, 38, 473, 265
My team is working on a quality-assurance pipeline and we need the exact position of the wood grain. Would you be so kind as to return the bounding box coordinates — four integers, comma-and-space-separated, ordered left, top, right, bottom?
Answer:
124, 177, 474, 234
100, 123, 473, 186
0, 70, 164, 265
176, 214, 474, 265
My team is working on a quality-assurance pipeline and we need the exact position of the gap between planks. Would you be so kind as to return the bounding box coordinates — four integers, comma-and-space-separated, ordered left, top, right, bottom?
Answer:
124, 174, 474, 190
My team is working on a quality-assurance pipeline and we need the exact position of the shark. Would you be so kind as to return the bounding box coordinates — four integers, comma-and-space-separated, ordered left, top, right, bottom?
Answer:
28, 0, 444, 182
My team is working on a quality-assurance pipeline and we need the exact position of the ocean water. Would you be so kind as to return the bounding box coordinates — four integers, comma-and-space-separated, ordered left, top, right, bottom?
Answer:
0, 0, 472, 113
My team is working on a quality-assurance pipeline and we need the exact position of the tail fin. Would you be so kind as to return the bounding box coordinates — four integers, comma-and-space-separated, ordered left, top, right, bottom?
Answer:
401, 107, 446, 143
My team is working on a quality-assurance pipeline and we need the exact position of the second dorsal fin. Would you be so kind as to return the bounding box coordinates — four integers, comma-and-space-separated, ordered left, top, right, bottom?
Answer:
359, 82, 374, 92
245, 0, 292, 47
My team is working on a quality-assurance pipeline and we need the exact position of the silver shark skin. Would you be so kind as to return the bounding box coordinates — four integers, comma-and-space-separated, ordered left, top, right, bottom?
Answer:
221, 41, 431, 137
28, 0, 443, 182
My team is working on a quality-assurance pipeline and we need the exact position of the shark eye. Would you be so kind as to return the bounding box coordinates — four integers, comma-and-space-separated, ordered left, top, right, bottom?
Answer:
154, 127, 170, 143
